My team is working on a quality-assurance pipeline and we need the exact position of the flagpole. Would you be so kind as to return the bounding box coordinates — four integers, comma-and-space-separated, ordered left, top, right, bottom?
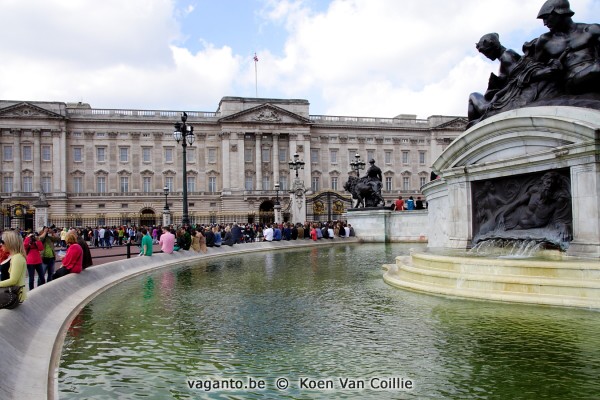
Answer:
254, 53, 258, 98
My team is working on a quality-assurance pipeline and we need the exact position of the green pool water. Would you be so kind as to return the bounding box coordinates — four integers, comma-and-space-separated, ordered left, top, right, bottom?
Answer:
58, 243, 600, 399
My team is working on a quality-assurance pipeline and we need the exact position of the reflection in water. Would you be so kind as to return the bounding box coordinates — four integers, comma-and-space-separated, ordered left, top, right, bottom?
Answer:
59, 244, 600, 399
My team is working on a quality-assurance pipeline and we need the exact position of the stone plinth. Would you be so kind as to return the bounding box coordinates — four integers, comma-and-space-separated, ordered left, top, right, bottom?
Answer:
345, 208, 428, 243
423, 106, 600, 258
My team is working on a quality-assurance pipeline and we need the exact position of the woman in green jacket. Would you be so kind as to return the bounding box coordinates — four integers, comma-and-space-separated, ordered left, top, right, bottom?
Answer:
0, 230, 27, 303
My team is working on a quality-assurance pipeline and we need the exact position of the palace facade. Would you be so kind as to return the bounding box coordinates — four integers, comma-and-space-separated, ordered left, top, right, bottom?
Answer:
0, 96, 466, 229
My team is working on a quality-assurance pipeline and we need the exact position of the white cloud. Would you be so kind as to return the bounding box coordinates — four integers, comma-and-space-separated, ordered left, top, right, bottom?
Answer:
0, 0, 597, 118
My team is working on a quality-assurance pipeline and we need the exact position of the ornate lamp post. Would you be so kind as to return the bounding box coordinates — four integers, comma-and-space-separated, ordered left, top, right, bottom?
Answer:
173, 112, 195, 226
288, 153, 305, 178
350, 153, 366, 177
288, 153, 307, 224
274, 182, 281, 224
163, 186, 169, 210
162, 186, 171, 226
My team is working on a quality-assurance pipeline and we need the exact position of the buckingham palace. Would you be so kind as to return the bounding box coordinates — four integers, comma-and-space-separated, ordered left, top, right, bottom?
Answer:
0, 96, 466, 230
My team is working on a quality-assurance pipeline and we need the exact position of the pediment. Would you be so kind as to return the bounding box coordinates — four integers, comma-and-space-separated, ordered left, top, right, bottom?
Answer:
0, 102, 65, 120
219, 103, 311, 125
434, 117, 469, 130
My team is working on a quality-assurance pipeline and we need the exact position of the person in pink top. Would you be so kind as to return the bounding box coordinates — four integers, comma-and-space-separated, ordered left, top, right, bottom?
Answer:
159, 226, 175, 254
24, 231, 45, 290
53, 232, 83, 279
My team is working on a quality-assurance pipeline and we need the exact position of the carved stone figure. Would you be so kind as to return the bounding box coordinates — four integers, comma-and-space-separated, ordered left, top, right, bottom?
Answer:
472, 171, 573, 248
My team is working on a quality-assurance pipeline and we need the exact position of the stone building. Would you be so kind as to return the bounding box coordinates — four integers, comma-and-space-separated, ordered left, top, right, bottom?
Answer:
0, 96, 466, 230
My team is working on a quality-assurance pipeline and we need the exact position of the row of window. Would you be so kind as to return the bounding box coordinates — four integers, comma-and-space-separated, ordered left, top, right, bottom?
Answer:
2, 175, 428, 194
2, 145, 52, 162
1, 144, 427, 167
311, 149, 427, 165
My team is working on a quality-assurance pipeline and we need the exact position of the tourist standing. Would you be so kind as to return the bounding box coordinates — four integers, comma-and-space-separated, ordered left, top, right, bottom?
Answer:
39, 226, 59, 282
140, 228, 153, 256
24, 232, 45, 290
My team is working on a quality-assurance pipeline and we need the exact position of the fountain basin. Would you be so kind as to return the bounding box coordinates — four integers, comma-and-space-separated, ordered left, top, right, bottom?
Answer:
383, 251, 600, 309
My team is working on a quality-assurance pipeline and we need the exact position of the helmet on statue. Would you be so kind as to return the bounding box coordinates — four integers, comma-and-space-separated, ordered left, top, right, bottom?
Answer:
537, 0, 574, 19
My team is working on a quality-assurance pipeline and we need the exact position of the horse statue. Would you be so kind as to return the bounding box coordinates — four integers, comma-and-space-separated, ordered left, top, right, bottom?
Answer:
344, 175, 385, 208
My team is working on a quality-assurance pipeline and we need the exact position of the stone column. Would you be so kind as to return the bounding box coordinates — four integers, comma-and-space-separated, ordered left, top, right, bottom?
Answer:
302, 133, 312, 189
289, 133, 298, 157
12, 129, 21, 192
273, 133, 280, 186
52, 130, 61, 193
220, 131, 231, 192
60, 128, 67, 193
237, 132, 245, 190
255, 133, 262, 190
33, 129, 41, 193
569, 163, 600, 257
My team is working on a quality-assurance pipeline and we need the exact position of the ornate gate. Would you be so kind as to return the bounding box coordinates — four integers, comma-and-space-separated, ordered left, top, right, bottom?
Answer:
305, 191, 352, 222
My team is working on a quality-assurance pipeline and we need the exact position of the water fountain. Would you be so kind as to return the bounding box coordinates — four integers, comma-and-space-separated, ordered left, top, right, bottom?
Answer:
384, 106, 600, 309
384, 0, 600, 309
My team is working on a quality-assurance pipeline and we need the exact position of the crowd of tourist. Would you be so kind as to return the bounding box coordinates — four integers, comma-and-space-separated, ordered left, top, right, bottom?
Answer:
0, 220, 356, 308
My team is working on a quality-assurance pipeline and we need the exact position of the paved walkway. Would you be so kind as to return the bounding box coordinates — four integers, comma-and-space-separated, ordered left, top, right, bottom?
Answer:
82, 243, 163, 265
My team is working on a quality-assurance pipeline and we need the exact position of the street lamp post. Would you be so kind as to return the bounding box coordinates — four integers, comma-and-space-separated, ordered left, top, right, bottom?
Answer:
288, 153, 307, 224
350, 153, 366, 177
274, 183, 280, 205
173, 112, 195, 226
162, 186, 171, 226
274, 182, 281, 224
288, 153, 305, 178
163, 186, 169, 210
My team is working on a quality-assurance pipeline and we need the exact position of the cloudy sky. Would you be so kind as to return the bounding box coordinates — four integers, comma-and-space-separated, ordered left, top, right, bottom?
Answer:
1, 0, 598, 119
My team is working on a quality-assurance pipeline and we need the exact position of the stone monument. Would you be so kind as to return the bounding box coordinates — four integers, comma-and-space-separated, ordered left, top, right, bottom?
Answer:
384, 0, 600, 310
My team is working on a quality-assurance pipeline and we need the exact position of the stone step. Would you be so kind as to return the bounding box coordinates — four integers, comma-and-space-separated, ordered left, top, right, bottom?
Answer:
402, 253, 600, 281
382, 252, 600, 309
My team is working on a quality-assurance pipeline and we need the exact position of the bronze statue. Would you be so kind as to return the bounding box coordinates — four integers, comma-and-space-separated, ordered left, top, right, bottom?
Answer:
468, 33, 521, 121
344, 159, 385, 208
468, 0, 600, 126
535, 0, 600, 94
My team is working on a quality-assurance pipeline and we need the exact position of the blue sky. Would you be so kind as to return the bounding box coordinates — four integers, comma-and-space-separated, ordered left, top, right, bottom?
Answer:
0, 0, 599, 118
